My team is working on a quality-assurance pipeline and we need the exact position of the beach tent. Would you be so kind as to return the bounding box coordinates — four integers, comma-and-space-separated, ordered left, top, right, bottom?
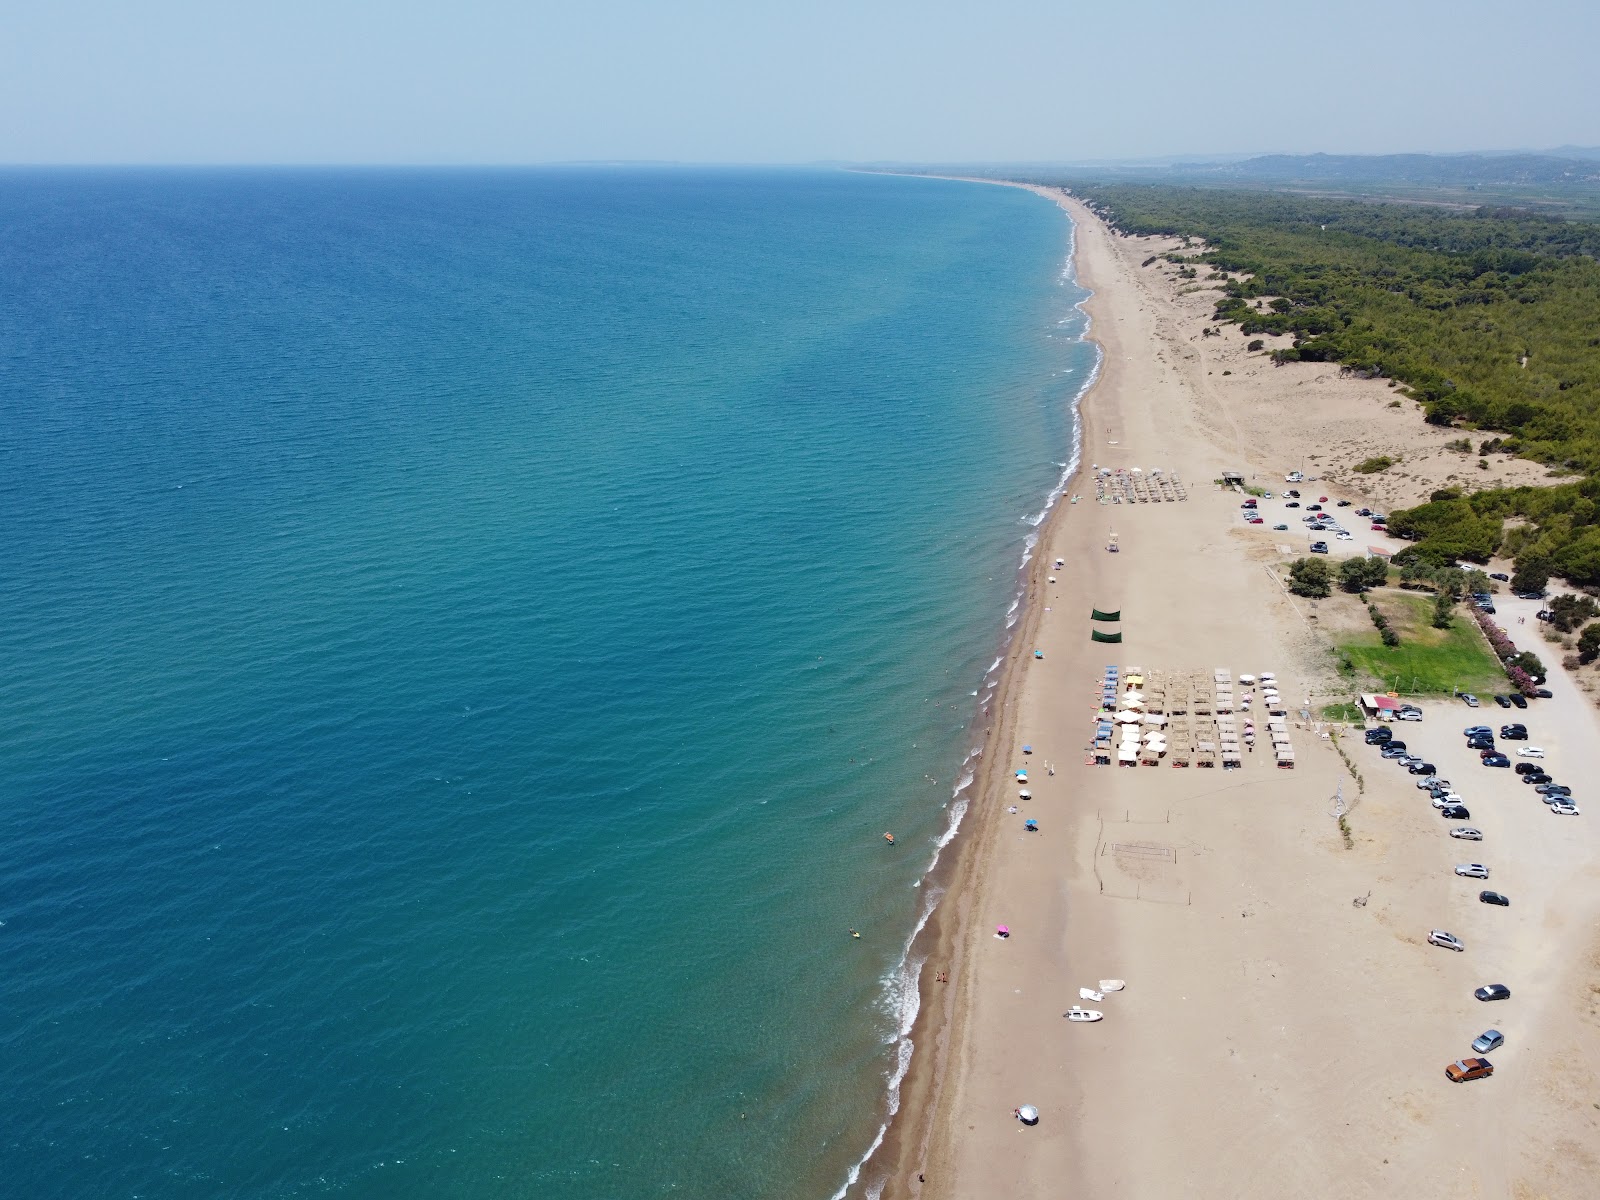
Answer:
1018, 1105, 1040, 1125
1090, 608, 1121, 622
1092, 630, 1123, 643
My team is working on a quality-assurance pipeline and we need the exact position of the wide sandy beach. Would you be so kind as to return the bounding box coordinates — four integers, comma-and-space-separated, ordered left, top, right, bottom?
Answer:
869, 183, 1600, 1199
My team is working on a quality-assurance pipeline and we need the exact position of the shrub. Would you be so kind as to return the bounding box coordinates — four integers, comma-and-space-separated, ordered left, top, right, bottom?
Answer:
1505, 650, 1546, 681
1354, 456, 1396, 474
1381, 628, 1401, 648
1247, 339, 1264, 352
1578, 622, 1600, 663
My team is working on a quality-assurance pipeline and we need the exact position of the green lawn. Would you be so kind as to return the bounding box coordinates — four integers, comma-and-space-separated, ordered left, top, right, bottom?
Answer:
1338, 591, 1507, 696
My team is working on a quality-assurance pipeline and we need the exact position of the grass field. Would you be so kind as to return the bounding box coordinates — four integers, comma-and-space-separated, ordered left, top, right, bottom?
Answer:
1338, 591, 1507, 696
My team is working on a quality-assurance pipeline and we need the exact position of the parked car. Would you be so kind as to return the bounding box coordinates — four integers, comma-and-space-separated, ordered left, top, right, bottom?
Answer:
1515, 746, 1544, 758
1455, 864, 1490, 880
1432, 793, 1465, 809
1489, 572, 1510, 582
1493, 695, 1511, 708
1509, 694, 1528, 709
1521, 772, 1551, 786
1514, 590, 1545, 601
1463, 725, 1492, 737
1536, 609, 1555, 622
1242, 499, 1258, 508
1337, 499, 1352, 507
1440, 804, 1471, 819
1535, 783, 1571, 796
1396, 709, 1423, 722
1499, 725, 1527, 740
1461, 693, 1479, 707
1336, 532, 1354, 542
1285, 501, 1300, 508
1552, 801, 1581, 815
1428, 930, 1465, 952
1450, 826, 1483, 840
1409, 761, 1437, 775
1446, 1057, 1495, 1082
1307, 504, 1323, 511
1472, 1030, 1505, 1054
1365, 727, 1393, 745
1380, 745, 1409, 759
1482, 754, 1511, 767
1356, 507, 1372, 516
1474, 984, 1511, 1001
1515, 762, 1541, 775
1418, 775, 1450, 789
1273, 523, 1289, 531
1309, 542, 1329, 554
1479, 891, 1510, 906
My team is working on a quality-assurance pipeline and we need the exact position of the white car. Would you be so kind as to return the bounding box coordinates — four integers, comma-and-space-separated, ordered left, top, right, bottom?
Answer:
1551, 801, 1580, 816
1449, 826, 1484, 840
1428, 930, 1465, 952
1336, 532, 1354, 542
1432, 793, 1465, 808
1455, 863, 1490, 880
1516, 746, 1545, 758
1396, 710, 1424, 722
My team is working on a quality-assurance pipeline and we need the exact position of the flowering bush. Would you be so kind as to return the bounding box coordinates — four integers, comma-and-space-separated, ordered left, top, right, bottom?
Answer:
1470, 608, 1541, 695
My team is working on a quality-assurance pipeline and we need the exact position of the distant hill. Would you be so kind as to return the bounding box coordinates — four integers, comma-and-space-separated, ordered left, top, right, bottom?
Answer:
1177, 152, 1600, 187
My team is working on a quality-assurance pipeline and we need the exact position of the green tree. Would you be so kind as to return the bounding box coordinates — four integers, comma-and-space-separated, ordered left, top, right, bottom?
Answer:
1547, 593, 1600, 632
1288, 557, 1333, 598
1340, 558, 1375, 592
1510, 558, 1552, 594
1579, 623, 1600, 664
1505, 650, 1546, 681
1432, 590, 1455, 629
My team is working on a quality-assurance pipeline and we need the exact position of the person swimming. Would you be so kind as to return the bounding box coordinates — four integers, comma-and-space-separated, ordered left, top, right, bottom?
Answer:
884, 832, 895, 844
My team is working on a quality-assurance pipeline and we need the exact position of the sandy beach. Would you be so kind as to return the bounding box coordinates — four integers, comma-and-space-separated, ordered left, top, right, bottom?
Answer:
870, 184, 1600, 1199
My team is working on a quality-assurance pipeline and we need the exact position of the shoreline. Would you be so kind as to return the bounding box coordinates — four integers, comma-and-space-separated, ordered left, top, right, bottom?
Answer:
861, 176, 1600, 1200
854, 179, 1103, 1199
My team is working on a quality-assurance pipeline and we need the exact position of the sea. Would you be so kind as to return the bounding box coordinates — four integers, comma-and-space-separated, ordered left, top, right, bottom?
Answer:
0, 167, 1094, 1199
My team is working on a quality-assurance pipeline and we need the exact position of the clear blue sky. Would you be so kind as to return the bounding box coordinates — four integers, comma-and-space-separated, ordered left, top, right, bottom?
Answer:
3, 0, 1595, 164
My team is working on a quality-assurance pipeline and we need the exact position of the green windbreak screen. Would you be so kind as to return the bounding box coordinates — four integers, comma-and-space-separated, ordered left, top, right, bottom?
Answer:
1090, 609, 1121, 622
1091, 629, 1123, 643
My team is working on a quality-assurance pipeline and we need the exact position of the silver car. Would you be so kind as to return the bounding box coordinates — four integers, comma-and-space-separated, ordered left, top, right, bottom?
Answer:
1449, 826, 1483, 840
1455, 864, 1490, 880
1551, 801, 1581, 816
1428, 930, 1465, 952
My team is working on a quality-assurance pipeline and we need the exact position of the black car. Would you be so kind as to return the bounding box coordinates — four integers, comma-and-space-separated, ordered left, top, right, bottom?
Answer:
1514, 590, 1545, 601
1499, 725, 1528, 740
1337, 500, 1352, 507
1536, 609, 1555, 622
1285, 501, 1300, 508
1509, 694, 1528, 709
1408, 761, 1437, 775
1480, 891, 1510, 906
1535, 784, 1572, 796
1440, 804, 1471, 819
1364, 728, 1393, 745
1474, 984, 1512, 1001
1535, 688, 1553, 699
1521, 772, 1551, 786
1515, 762, 1542, 775
1467, 739, 1495, 752
1493, 695, 1512, 708
1483, 754, 1511, 767
1489, 572, 1510, 581
1287, 490, 1301, 498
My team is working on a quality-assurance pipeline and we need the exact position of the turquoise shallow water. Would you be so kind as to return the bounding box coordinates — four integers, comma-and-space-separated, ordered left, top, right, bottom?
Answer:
0, 168, 1091, 1198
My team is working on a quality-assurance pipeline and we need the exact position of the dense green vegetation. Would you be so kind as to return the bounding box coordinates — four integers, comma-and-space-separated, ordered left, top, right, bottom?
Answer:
1337, 592, 1506, 695
1063, 184, 1600, 587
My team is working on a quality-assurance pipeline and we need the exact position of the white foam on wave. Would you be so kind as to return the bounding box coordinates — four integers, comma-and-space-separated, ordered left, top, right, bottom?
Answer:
832, 194, 1101, 1200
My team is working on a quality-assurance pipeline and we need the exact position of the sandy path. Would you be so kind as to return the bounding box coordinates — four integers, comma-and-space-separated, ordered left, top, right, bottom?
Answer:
874, 188, 1600, 1199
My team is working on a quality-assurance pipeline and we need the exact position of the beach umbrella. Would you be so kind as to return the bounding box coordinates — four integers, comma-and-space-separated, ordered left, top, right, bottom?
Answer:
1018, 789, 1032, 800
996, 925, 1011, 938
1115, 711, 1142, 724
1022, 744, 1033, 754
1024, 819, 1038, 831
1017, 1104, 1040, 1125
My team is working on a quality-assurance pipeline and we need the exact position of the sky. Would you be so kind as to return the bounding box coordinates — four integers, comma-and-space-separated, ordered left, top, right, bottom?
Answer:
2, 0, 1596, 165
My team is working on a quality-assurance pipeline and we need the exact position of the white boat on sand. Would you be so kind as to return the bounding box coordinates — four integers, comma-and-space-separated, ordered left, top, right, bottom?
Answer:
1079, 987, 1104, 1002
1065, 1006, 1103, 1022
1098, 979, 1126, 992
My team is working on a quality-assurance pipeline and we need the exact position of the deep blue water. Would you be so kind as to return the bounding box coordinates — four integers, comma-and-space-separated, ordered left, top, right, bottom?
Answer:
0, 168, 1091, 1198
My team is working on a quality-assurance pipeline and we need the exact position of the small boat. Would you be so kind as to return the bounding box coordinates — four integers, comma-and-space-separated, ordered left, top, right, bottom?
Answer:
1064, 1006, 1103, 1022
1098, 979, 1126, 992
1078, 987, 1104, 1002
